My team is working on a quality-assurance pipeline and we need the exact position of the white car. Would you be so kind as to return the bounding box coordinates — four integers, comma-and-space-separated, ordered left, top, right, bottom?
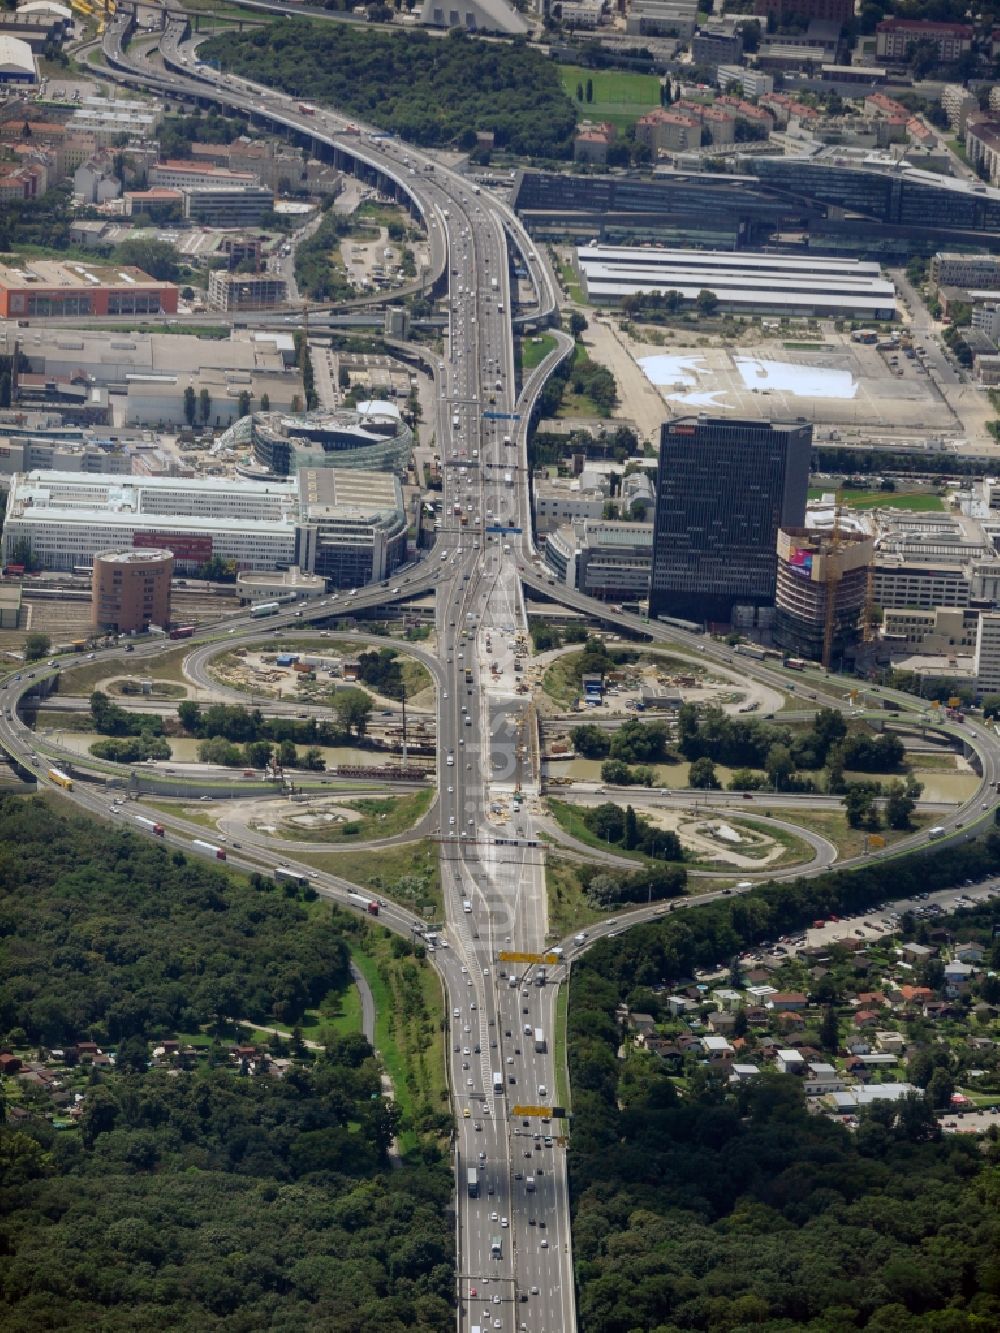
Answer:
540, 1238, 549, 1249
500, 1217, 508, 1228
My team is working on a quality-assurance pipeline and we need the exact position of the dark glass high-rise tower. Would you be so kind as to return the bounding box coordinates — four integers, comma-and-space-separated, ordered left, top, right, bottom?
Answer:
649, 415, 812, 625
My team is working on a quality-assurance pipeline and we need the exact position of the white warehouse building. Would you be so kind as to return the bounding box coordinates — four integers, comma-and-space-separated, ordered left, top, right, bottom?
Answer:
576, 245, 897, 320
1, 471, 299, 573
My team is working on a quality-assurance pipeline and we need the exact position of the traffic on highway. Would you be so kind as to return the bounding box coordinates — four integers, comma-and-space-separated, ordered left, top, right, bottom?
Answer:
0, 12, 991, 1333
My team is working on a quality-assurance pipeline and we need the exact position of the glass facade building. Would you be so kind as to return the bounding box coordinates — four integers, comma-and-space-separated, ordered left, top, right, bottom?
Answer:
650, 416, 812, 626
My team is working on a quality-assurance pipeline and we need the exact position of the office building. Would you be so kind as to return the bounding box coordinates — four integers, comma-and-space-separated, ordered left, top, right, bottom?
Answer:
226, 401, 414, 477
974, 612, 1000, 695
544, 519, 653, 600
881, 606, 980, 654
182, 185, 274, 227
296, 468, 406, 587
650, 416, 811, 626
0, 259, 178, 319
626, 0, 699, 38
691, 25, 743, 70
0, 435, 129, 477
1, 471, 299, 573
773, 526, 873, 664
716, 67, 774, 98
930, 252, 1000, 290
92, 547, 173, 633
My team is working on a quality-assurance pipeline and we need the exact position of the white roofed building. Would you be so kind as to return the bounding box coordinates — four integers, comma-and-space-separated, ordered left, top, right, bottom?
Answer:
577, 244, 897, 320
0, 35, 36, 82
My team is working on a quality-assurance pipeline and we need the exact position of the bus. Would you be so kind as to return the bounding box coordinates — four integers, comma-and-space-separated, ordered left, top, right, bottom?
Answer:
47, 768, 73, 790
192, 839, 227, 860
534, 1027, 546, 1053
135, 815, 165, 837
169, 625, 195, 640
490, 1236, 502, 1259
467, 1166, 479, 1198
492, 1071, 503, 1095
250, 602, 280, 619
784, 657, 807, 671
656, 614, 703, 634
274, 867, 310, 888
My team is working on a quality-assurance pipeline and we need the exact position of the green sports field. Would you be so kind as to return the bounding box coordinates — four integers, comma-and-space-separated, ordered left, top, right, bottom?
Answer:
807, 488, 944, 512
559, 64, 662, 130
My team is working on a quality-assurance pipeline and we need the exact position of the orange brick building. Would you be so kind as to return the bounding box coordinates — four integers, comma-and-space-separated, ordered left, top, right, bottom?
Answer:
0, 258, 178, 319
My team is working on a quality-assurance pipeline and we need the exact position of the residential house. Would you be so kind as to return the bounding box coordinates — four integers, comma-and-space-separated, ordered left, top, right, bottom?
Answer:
702, 1034, 735, 1060
630, 1013, 656, 1039
0, 1052, 22, 1074
775, 1011, 806, 1032
875, 1030, 906, 1055
730, 1062, 761, 1082
901, 941, 934, 964
768, 992, 808, 1012
895, 984, 934, 1007
804, 1061, 845, 1095
73, 154, 120, 204
746, 984, 778, 1003
707, 1009, 737, 1035
776, 1048, 806, 1074
854, 1009, 881, 1028
711, 988, 744, 1011
944, 960, 976, 996
666, 994, 696, 1016
955, 942, 985, 964
573, 122, 615, 165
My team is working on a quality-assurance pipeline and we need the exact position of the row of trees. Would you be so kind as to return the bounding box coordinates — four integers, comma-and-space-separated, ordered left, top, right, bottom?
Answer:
178, 694, 374, 743
679, 704, 906, 789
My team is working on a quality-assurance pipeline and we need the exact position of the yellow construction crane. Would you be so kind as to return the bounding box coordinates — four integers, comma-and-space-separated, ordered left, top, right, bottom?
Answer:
821, 486, 843, 671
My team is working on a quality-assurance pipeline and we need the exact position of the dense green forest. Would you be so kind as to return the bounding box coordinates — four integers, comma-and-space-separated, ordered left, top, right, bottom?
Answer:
567, 836, 1000, 1332
0, 799, 453, 1330
200, 22, 577, 158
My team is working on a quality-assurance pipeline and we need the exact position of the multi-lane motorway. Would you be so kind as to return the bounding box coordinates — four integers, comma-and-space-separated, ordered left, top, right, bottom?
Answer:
5, 12, 997, 1333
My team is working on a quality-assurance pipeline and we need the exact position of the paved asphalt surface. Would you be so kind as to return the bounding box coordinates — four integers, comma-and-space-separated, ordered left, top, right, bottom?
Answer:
0, 15, 992, 1333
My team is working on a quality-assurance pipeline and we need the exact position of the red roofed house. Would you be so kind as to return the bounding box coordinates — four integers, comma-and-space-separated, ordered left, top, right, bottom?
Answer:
854, 1009, 880, 1027
574, 122, 616, 165
769, 992, 808, 1012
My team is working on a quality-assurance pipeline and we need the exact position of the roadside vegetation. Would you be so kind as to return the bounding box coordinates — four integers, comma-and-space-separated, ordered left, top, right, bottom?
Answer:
567, 832, 1000, 1332
204, 22, 577, 158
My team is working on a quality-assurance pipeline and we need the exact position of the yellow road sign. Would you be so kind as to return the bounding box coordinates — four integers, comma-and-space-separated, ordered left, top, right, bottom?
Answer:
498, 951, 561, 966
512, 1105, 552, 1118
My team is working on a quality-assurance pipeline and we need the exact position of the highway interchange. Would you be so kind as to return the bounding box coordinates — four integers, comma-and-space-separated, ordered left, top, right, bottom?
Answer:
1, 9, 998, 1331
